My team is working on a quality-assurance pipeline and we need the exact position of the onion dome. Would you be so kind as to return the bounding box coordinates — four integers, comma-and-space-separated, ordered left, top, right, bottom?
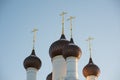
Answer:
63, 38, 82, 59
49, 34, 69, 58
23, 49, 42, 70
83, 57, 100, 77
46, 72, 52, 80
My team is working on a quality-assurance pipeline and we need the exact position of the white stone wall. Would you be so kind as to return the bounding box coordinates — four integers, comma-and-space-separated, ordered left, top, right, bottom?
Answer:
26, 68, 37, 80
52, 55, 66, 80
65, 57, 79, 80
86, 75, 98, 80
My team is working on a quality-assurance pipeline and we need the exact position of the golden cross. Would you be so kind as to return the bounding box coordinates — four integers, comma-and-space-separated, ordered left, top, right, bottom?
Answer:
32, 28, 38, 49
67, 16, 75, 38
60, 11, 67, 34
86, 37, 94, 58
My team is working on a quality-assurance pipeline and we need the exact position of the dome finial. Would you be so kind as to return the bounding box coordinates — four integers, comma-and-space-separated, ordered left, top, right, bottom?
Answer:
86, 37, 94, 58
60, 11, 67, 34
67, 16, 75, 38
32, 28, 38, 49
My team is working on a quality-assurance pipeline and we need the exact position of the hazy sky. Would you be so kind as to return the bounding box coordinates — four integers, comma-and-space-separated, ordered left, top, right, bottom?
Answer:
0, 0, 120, 80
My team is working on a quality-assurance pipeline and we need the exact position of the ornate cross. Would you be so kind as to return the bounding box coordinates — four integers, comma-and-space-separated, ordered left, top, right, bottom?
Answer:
60, 11, 67, 34
32, 28, 38, 49
67, 16, 75, 38
86, 37, 94, 57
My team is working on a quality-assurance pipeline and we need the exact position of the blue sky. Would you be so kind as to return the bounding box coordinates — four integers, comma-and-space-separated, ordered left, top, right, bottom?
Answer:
0, 0, 120, 80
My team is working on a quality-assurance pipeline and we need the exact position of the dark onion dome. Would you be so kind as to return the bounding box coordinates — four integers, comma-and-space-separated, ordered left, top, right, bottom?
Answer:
23, 49, 42, 70
46, 72, 52, 80
49, 34, 69, 58
63, 38, 82, 59
83, 58, 100, 77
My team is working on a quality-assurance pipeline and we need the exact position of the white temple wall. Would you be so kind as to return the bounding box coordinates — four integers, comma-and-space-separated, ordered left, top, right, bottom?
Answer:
52, 55, 66, 80
26, 68, 37, 80
86, 75, 98, 80
65, 57, 79, 80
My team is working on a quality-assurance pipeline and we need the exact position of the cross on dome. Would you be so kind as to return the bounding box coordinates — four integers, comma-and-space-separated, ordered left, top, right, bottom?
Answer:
86, 37, 94, 58
32, 28, 38, 49
67, 16, 75, 38
60, 11, 67, 34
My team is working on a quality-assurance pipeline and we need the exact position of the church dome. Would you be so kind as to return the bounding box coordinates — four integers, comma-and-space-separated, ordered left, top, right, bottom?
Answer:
83, 58, 100, 77
23, 49, 42, 70
46, 72, 52, 80
49, 34, 69, 58
63, 38, 82, 59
